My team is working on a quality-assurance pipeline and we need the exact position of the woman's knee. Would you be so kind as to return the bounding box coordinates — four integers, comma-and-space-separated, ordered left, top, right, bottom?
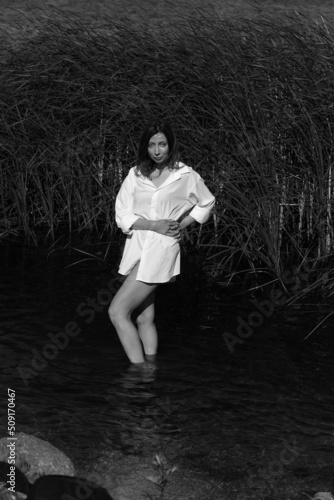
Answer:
108, 302, 116, 323
108, 301, 125, 325
136, 308, 154, 327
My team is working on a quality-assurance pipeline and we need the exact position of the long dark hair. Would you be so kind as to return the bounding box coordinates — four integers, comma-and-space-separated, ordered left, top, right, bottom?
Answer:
135, 119, 180, 178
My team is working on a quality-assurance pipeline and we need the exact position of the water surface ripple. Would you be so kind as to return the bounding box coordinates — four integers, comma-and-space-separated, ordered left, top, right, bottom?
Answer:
1, 244, 334, 499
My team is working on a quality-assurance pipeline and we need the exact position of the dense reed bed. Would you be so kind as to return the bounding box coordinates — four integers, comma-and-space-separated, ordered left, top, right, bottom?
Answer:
1, 11, 334, 292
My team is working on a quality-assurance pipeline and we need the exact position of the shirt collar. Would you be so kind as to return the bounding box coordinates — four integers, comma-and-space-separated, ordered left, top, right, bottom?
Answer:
138, 163, 191, 188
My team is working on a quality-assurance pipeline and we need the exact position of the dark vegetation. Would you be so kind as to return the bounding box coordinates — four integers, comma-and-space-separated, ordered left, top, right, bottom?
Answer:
1, 11, 334, 294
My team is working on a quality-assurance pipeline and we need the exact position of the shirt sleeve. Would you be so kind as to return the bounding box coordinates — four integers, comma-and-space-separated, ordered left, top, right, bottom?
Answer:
115, 170, 140, 235
188, 175, 215, 224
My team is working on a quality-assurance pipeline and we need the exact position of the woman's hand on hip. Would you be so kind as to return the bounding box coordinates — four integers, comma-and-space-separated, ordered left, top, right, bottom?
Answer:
152, 219, 181, 240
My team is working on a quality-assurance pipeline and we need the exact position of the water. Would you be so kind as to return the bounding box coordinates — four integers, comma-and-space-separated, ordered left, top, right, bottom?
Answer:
1, 242, 334, 499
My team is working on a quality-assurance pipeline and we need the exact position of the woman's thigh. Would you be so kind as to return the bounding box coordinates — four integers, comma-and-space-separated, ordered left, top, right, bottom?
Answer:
110, 267, 158, 317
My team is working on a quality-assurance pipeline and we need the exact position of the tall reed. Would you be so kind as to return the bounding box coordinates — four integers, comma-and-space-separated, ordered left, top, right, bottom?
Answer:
1, 11, 334, 291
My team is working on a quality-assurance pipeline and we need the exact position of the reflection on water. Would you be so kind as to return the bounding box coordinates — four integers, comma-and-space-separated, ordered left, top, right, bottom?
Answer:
1, 243, 334, 498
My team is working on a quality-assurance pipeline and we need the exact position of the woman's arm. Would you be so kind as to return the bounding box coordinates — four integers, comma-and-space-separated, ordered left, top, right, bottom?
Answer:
131, 218, 155, 231
179, 215, 195, 230
115, 171, 139, 235
132, 218, 180, 238
188, 175, 215, 224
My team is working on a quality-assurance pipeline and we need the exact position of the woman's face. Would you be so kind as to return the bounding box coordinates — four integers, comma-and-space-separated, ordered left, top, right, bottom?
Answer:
148, 132, 169, 166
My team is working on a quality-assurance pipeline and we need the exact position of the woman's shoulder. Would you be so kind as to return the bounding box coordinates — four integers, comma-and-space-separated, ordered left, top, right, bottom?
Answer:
176, 161, 193, 173
177, 162, 201, 179
119, 167, 138, 188
124, 166, 138, 179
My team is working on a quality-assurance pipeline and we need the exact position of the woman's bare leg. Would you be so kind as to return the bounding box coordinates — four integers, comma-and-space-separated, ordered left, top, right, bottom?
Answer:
134, 291, 157, 356
108, 268, 158, 363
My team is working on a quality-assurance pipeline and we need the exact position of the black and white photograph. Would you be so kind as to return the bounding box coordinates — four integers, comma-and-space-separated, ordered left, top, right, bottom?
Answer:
1, 1, 334, 499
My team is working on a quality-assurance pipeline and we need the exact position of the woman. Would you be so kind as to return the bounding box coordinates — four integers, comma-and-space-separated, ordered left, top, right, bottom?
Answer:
108, 119, 215, 365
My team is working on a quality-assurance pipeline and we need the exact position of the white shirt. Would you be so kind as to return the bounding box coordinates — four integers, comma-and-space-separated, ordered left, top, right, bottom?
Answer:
115, 162, 215, 283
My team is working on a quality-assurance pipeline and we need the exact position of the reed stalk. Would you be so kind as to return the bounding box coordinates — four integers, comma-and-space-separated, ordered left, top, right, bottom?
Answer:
1, 10, 334, 292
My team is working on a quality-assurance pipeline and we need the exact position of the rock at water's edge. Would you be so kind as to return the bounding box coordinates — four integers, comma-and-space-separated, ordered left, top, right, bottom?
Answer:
0, 432, 75, 482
